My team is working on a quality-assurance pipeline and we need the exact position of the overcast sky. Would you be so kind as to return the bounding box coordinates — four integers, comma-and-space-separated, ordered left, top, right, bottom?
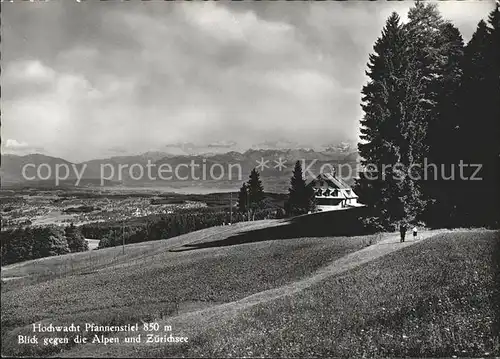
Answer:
1, 0, 494, 162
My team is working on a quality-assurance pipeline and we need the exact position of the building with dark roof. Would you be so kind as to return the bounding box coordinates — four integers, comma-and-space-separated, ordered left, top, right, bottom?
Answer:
307, 172, 363, 212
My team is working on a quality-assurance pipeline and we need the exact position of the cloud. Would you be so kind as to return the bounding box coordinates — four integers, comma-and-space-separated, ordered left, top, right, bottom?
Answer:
5, 139, 30, 150
181, 1, 295, 55
0, 1, 493, 162
4, 60, 56, 83
2, 139, 45, 155
106, 146, 129, 155
262, 69, 337, 99
208, 140, 238, 148
437, 1, 494, 39
1, 59, 136, 160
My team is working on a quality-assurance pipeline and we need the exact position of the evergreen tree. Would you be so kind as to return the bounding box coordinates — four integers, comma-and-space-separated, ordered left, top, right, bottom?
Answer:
488, 4, 500, 227
358, 4, 457, 228
422, 22, 465, 227
356, 12, 410, 228
286, 161, 315, 216
396, 2, 450, 224
237, 183, 248, 214
455, 9, 500, 227
65, 223, 89, 252
247, 168, 264, 220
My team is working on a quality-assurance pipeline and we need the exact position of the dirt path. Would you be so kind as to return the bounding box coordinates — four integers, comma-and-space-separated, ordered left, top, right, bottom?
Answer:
163, 229, 446, 328
64, 228, 448, 357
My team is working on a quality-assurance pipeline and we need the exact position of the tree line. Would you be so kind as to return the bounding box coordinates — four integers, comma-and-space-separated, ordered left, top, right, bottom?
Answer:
1, 223, 88, 265
356, 3, 499, 230
95, 164, 316, 250
90, 205, 285, 249
1, 187, 293, 261
238, 163, 316, 218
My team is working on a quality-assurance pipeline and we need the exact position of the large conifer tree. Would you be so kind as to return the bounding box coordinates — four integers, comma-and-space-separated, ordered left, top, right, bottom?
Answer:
286, 161, 315, 216
247, 168, 264, 220
237, 183, 248, 214
357, 12, 410, 228
455, 5, 500, 227
421, 22, 465, 227
358, 4, 462, 228
395, 3, 454, 224
358, 3, 499, 229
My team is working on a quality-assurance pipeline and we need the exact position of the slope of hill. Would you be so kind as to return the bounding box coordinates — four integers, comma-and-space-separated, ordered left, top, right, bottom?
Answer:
158, 230, 497, 358
1, 221, 497, 358
1, 219, 380, 357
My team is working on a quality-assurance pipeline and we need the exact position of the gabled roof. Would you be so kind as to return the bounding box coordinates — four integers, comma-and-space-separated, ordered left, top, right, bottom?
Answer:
307, 172, 351, 190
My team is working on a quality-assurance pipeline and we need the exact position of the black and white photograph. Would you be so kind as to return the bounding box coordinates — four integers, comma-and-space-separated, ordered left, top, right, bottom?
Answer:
1, 0, 499, 357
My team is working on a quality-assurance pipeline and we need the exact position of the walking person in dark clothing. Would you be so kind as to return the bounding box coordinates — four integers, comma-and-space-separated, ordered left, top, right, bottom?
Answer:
399, 222, 407, 243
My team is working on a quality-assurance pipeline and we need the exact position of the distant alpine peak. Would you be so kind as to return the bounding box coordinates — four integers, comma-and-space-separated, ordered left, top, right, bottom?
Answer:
250, 140, 355, 152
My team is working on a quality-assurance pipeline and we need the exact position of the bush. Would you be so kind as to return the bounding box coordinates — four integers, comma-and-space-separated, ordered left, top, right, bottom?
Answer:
1, 226, 70, 265
64, 223, 89, 252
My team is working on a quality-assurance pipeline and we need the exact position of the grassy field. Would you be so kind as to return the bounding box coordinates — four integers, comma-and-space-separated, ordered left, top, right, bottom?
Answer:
1, 219, 380, 357
1, 221, 278, 280
1, 223, 498, 357
145, 230, 498, 358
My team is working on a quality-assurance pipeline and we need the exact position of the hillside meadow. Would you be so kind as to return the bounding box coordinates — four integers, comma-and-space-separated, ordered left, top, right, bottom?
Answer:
1, 221, 498, 358
1, 220, 381, 357
147, 230, 499, 358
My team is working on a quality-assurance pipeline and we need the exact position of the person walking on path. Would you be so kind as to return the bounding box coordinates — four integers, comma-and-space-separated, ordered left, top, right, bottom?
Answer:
399, 222, 407, 243
413, 226, 418, 240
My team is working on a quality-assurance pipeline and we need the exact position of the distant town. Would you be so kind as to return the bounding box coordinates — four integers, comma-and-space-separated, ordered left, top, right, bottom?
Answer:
1, 189, 209, 229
